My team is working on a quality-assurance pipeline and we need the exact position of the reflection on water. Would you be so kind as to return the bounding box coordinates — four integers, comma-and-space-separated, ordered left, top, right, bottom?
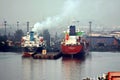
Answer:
22, 56, 86, 80
0, 53, 22, 80
62, 58, 84, 80
0, 52, 120, 80
22, 58, 63, 80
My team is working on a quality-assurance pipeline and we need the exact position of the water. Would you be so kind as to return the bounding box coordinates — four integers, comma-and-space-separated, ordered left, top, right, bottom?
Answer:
0, 52, 120, 80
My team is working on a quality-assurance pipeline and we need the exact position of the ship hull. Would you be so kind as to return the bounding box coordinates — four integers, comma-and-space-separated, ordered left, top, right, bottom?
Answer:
61, 44, 88, 58
22, 47, 43, 57
61, 44, 84, 54
22, 47, 37, 57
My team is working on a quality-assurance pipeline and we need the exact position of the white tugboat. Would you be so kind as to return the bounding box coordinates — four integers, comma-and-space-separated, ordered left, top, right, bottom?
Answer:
21, 31, 46, 57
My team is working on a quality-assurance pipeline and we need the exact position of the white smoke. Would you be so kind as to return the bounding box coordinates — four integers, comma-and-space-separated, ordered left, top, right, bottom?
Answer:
32, 15, 62, 32
61, 0, 80, 17
32, 0, 80, 33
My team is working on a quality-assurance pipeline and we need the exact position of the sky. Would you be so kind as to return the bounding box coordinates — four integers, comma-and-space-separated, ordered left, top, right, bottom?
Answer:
0, 0, 120, 34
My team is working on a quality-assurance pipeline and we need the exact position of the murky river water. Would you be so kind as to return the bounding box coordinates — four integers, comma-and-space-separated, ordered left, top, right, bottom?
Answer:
0, 52, 120, 80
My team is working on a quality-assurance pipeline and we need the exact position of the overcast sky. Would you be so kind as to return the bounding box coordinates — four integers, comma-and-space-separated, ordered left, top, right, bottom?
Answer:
0, 0, 120, 33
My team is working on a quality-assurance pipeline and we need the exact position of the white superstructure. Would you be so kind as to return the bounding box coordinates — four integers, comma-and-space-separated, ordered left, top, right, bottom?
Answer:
21, 31, 45, 47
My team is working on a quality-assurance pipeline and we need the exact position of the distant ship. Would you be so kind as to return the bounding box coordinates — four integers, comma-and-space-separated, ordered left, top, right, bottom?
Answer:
60, 25, 89, 57
21, 31, 46, 57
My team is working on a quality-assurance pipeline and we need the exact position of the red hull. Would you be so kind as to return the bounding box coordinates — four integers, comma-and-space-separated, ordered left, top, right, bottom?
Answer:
22, 52, 32, 57
108, 72, 120, 80
61, 44, 83, 54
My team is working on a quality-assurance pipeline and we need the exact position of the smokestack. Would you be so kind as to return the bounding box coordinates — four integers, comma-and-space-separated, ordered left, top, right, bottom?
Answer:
27, 21, 29, 32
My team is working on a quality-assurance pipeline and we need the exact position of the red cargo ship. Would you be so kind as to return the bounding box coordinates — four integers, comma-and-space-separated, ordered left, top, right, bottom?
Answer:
61, 25, 89, 57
